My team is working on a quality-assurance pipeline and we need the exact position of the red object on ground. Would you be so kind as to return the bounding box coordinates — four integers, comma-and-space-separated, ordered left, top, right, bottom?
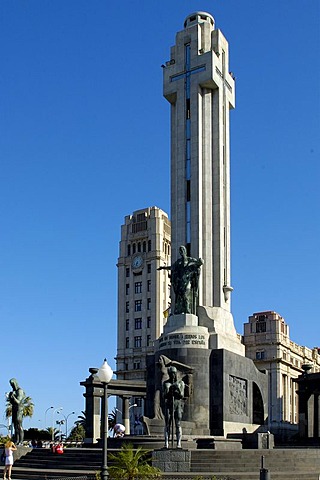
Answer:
55, 444, 64, 454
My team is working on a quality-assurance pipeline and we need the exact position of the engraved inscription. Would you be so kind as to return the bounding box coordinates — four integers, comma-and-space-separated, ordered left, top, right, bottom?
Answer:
159, 332, 207, 349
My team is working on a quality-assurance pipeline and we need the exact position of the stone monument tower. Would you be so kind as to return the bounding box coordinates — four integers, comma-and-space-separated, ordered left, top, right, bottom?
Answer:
162, 11, 242, 355
164, 12, 234, 313
146, 12, 268, 440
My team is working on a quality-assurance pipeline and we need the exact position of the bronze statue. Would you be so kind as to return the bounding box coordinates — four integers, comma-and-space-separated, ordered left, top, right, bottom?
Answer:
8, 378, 25, 444
158, 245, 203, 314
163, 366, 185, 448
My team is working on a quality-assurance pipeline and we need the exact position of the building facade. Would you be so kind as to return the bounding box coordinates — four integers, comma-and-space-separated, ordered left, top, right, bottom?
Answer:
115, 206, 171, 432
243, 310, 320, 438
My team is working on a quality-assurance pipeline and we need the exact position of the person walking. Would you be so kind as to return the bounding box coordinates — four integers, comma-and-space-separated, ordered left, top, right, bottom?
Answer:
3, 440, 17, 480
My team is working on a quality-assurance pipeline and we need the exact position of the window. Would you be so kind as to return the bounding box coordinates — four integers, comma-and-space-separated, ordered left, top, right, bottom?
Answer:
147, 335, 152, 346
126, 301, 129, 313
147, 263, 151, 274
256, 351, 265, 360
133, 243, 136, 254
134, 361, 140, 370
138, 242, 141, 252
135, 282, 142, 294
137, 213, 145, 222
126, 337, 129, 348
127, 244, 131, 256
147, 298, 151, 310
148, 240, 151, 252
134, 336, 142, 348
256, 322, 266, 333
135, 318, 142, 329
126, 268, 130, 278
125, 363, 128, 370
126, 319, 129, 331
135, 300, 142, 312
147, 316, 151, 328
126, 284, 129, 295
147, 280, 151, 292
143, 241, 146, 252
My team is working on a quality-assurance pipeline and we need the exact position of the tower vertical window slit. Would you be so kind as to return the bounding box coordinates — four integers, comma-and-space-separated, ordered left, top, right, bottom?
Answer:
185, 43, 191, 248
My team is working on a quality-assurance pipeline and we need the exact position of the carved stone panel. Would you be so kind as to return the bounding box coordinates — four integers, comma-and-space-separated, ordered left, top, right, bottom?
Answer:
229, 375, 247, 415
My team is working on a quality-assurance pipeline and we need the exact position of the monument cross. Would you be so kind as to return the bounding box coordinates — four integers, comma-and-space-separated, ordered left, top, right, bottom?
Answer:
163, 12, 235, 311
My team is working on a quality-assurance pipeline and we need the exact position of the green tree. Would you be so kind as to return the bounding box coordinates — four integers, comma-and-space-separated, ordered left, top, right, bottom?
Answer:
107, 443, 161, 480
6, 395, 34, 420
68, 424, 85, 442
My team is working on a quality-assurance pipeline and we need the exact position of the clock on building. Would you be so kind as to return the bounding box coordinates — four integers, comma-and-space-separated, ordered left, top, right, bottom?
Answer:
132, 255, 144, 269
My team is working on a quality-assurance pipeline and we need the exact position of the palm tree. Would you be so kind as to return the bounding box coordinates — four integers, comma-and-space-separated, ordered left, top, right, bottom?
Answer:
75, 410, 87, 428
5, 395, 34, 420
108, 443, 161, 480
45, 427, 60, 441
108, 407, 117, 432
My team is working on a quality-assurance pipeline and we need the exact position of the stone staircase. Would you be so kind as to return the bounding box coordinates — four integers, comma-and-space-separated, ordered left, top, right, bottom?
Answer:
188, 448, 320, 480
11, 445, 320, 480
12, 448, 100, 479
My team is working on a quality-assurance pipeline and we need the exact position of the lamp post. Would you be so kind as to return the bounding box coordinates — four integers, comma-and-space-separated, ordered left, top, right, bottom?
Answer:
52, 407, 63, 442
58, 411, 75, 440
97, 358, 113, 480
45, 406, 54, 430
0, 424, 10, 436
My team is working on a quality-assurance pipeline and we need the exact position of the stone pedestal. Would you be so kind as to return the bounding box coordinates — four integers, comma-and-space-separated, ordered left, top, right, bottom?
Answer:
14, 446, 32, 462
152, 449, 191, 473
257, 432, 274, 449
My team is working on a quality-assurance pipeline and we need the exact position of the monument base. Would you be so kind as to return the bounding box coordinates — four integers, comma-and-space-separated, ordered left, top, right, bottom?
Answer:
196, 436, 242, 450
152, 448, 191, 473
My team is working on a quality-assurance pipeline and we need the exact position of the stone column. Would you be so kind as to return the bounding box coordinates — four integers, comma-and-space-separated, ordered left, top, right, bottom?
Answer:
81, 368, 103, 444
122, 397, 131, 435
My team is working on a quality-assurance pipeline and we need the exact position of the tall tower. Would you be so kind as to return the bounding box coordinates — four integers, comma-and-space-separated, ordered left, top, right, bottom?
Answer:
116, 207, 171, 426
163, 12, 235, 311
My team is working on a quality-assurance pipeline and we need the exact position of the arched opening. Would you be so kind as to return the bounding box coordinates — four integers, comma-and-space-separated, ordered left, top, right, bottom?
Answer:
253, 382, 264, 424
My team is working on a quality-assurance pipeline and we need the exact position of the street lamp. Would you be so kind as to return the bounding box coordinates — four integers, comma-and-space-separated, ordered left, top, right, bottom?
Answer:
97, 358, 113, 480
58, 411, 75, 440
52, 407, 63, 442
0, 424, 10, 436
45, 406, 54, 429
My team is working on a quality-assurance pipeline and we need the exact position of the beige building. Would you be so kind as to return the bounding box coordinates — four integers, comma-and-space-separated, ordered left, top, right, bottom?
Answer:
115, 206, 171, 431
243, 311, 320, 437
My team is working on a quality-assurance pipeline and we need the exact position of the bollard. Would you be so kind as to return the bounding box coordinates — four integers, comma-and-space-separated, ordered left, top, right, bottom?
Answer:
260, 455, 271, 480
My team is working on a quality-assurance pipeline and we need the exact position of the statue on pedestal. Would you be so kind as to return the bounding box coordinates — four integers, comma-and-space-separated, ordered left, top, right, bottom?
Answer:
8, 378, 26, 444
158, 245, 203, 315
163, 366, 185, 448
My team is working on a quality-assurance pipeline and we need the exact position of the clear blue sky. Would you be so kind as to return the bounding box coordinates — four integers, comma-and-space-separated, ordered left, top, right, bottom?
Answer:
0, 0, 319, 433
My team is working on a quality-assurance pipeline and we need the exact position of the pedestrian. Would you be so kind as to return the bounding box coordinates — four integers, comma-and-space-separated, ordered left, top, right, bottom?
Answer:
3, 440, 17, 480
